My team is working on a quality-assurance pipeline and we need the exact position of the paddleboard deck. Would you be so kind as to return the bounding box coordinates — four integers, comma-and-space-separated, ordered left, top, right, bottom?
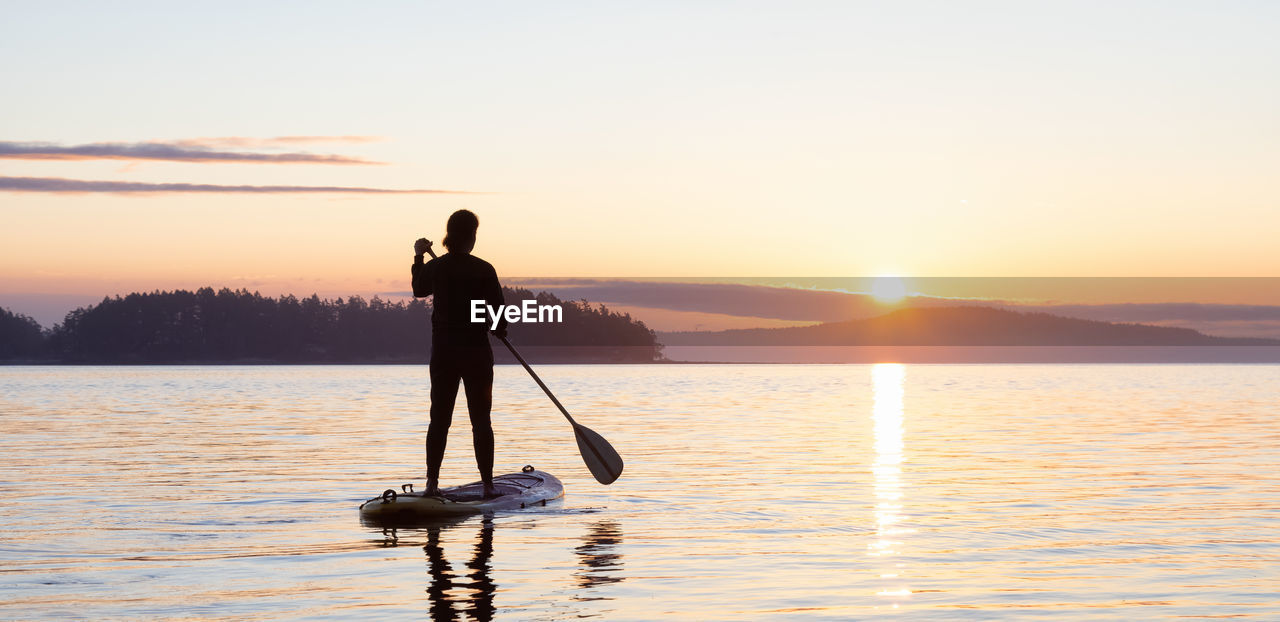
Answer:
360, 466, 563, 523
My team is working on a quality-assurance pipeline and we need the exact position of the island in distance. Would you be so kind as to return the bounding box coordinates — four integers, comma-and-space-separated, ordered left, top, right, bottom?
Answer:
0, 287, 662, 364
660, 306, 1280, 346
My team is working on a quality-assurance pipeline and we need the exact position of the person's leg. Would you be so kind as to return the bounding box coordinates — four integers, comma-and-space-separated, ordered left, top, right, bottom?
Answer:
427, 354, 462, 493
461, 348, 496, 495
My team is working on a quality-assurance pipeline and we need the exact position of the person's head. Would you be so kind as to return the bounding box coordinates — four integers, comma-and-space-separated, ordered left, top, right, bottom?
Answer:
442, 209, 479, 254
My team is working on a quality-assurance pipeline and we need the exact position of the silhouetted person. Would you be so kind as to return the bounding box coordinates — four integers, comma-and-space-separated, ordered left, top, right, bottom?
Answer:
413, 209, 507, 498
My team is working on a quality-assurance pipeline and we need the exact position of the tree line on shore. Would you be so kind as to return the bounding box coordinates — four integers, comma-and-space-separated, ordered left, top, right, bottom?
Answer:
0, 287, 662, 363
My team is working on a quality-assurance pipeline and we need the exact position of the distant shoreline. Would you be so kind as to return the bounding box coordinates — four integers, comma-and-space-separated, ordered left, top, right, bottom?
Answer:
662, 345, 1280, 364
6, 345, 1280, 365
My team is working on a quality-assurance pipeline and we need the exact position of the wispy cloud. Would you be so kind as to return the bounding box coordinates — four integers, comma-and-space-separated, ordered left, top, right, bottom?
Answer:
0, 140, 381, 165
0, 176, 471, 194
173, 136, 384, 148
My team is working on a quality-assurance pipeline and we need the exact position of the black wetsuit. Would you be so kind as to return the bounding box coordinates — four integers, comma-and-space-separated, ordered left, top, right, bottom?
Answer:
412, 251, 507, 486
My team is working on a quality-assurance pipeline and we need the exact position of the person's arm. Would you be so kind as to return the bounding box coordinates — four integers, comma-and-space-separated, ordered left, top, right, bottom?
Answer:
411, 238, 435, 298
487, 264, 508, 338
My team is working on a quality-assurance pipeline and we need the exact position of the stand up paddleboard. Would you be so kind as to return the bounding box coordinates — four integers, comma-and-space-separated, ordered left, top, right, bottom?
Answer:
360, 466, 563, 523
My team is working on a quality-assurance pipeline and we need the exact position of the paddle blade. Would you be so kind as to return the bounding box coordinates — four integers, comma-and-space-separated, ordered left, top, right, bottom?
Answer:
573, 423, 624, 485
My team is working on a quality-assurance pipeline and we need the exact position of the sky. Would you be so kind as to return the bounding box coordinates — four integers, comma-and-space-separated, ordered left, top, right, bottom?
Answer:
3, 1, 1278, 327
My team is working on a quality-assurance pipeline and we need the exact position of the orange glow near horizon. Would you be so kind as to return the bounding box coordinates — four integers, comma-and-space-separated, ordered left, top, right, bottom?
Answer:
871, 277, 908, 305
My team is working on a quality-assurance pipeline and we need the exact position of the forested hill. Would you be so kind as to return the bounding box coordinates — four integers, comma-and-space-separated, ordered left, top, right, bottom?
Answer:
1, 287, 662, 363
661, 305, 1280, 346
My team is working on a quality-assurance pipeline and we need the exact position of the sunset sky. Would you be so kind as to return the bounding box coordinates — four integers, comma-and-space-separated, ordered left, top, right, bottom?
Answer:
3, 2, 1278, 326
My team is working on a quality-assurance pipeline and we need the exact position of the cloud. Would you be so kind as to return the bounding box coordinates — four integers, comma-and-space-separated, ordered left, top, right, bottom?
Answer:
0, 176, 472, 194
0, 140, 381, 165
173, 136, 384, 148
502, 279, 886, 322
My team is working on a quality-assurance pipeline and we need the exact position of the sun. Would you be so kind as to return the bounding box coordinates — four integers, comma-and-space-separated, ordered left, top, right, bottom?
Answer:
870, 276, 908, 304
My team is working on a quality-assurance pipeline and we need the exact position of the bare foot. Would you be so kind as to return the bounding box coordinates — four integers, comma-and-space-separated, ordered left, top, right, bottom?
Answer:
482, 484, 501, 499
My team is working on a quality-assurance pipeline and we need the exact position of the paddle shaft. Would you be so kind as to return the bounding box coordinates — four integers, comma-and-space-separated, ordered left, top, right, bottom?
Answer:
499, 336, 577, 425
500, 334, 623, 485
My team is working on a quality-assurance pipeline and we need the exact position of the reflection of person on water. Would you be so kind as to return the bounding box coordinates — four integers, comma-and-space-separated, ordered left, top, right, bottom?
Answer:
412, 209, 508, 498
417, 518, 621, 620
423, 517, 496, 622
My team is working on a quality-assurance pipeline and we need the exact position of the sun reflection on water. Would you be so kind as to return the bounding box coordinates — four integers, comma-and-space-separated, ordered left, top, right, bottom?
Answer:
871, 363, 912, 604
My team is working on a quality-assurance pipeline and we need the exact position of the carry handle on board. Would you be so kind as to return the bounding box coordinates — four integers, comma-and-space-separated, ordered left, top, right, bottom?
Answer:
500, 336, 624, 485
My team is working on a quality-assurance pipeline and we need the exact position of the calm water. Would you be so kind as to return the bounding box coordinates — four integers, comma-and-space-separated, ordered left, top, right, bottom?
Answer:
1, 364, 1278, 620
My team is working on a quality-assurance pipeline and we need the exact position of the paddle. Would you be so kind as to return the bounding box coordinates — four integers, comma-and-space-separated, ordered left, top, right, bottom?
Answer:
418, 241, 623, 485
499, 336, 625, 485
